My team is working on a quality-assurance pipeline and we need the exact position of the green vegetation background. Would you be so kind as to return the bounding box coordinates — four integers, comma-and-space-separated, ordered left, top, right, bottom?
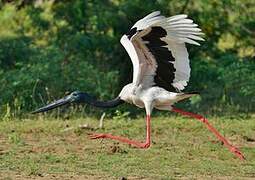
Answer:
0, 0, 254, 118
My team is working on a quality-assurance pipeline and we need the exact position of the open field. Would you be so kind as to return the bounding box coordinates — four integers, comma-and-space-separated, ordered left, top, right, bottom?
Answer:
0, 114, 254, 179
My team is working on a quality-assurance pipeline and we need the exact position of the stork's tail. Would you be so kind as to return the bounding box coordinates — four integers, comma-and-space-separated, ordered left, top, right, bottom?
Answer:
176, 92, 199, 101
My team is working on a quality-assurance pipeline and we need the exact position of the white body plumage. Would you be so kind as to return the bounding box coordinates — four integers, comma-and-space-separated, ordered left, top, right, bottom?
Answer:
119, 83, 195, 115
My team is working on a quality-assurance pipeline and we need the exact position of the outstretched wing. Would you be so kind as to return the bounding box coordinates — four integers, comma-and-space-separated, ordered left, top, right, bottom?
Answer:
120, 11, 204, 92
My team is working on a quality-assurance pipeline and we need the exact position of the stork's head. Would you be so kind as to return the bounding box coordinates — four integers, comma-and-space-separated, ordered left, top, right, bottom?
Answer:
32, 91, 95, 114
69, 91, 96, 103
68, 91, 87, 103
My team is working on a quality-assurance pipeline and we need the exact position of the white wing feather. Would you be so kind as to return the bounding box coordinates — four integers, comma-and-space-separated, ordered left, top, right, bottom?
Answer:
120, 36, 140, 85
155, 14, 204, 45
132, 11, 165, 30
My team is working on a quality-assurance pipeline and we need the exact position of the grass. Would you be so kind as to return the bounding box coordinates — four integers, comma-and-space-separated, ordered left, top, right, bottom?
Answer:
0, 114, 254, 179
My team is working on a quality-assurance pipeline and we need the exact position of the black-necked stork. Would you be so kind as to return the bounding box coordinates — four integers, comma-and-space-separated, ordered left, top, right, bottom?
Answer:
33, 11, 244, 160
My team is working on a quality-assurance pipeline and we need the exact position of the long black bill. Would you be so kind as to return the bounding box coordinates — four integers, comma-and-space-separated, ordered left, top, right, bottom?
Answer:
32, 95, 72, 114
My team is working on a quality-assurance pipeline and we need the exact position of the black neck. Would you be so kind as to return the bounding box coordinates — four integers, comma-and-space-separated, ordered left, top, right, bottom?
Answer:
87, 96, 124, 108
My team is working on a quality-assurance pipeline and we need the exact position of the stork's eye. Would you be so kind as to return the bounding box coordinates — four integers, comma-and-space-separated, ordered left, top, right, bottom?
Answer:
71, 91, 79, 97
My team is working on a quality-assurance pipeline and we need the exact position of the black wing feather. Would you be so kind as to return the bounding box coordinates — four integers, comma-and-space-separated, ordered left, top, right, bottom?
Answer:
142, 26, 177, 92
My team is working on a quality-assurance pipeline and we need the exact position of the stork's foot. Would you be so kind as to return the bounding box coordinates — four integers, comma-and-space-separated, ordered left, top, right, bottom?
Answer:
172, 107, 246, 160
88, 133, 150, 149
89, 133, 107, 139
139, 142, 150, 148
229, 146, 245, 160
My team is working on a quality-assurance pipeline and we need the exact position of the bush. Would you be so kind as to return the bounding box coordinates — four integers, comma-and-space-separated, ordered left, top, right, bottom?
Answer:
0, 1, 254, 118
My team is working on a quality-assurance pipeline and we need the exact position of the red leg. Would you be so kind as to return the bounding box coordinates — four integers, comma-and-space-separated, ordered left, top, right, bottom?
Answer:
172, 107, 245, 160
89, 115, 151, 149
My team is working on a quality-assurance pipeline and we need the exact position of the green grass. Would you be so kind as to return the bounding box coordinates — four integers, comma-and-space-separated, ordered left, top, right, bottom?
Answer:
0, 114, 254, 179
